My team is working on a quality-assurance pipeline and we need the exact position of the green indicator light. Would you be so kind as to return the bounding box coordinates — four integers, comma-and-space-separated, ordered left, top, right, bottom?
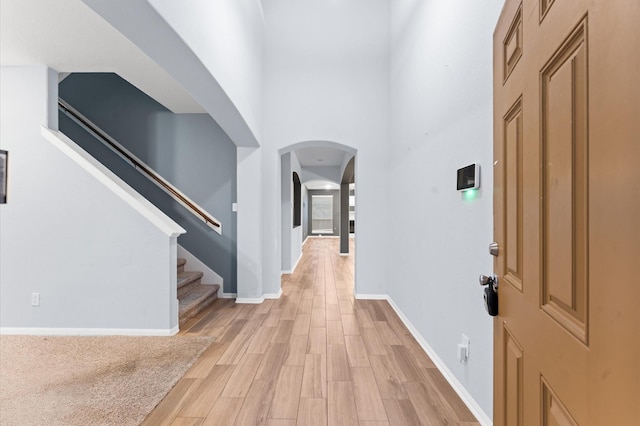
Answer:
463, 189, 477, 200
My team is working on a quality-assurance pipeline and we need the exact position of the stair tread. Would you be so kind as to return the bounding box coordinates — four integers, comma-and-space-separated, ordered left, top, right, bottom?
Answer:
179, 283, 219, 306
175, 258, 219, 327
177, 270, 203, 289
178, 283, 220, 326
177, 258, 187, 273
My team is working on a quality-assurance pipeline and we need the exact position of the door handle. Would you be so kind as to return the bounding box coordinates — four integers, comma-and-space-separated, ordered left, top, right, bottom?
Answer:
480, 274, 498, 316
479, 274, 498, 288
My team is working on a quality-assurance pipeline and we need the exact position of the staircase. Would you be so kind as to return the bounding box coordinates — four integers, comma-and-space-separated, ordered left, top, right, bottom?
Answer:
177, 257, 220, 326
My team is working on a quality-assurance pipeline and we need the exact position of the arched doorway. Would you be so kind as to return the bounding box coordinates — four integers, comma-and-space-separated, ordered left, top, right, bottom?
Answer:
279, 141, 357, 287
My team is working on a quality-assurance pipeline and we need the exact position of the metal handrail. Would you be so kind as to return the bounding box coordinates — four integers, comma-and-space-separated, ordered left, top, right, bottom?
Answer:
58, 98, 222, 234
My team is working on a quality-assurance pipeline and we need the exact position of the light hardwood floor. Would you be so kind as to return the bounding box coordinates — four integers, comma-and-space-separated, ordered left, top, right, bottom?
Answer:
143, 237, 479, 425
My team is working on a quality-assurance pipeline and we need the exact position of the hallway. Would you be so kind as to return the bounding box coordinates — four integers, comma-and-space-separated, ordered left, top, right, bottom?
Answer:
144, 237, 478, 425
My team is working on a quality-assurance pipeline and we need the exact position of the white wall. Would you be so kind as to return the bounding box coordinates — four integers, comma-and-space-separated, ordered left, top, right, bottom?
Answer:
280, 151, 304, 274
261, 0, 390, 296
147, 0, 264, 143
0, 66, 183, 334
81, 0, 260, 147
236, 147, 264, 300
389, 0, 503, 420
289, 151, 303, 271
78, 0, 267, 299
280, 152, 292, 271
301, 166, 341, 185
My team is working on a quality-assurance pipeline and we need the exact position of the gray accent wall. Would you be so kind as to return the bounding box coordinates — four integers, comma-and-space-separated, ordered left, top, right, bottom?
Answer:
59, 73, 237, 293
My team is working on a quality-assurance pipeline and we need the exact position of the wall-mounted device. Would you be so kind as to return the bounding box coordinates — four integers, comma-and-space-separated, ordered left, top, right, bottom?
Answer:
456, 163, 480, 191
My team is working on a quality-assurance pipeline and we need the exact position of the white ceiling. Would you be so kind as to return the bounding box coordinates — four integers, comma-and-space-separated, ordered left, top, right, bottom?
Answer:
294, 147, 349, 167
0, 0, 204, 113
1, 0, 367, 154
294, 147, 354, 191
305, 180, 340, 190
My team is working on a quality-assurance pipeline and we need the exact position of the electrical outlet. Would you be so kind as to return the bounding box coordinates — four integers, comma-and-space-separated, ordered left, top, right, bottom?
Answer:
457, 344, 468, 363
457, 334, 470, 364
31, 292, 40, 307
462, 334, 470, 350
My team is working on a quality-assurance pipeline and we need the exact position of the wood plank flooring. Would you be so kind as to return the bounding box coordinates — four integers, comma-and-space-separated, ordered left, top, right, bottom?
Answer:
143, 237, 479, 425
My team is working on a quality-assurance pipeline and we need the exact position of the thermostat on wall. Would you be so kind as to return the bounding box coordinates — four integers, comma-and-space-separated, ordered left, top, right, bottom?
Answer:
457, 163, 480, 191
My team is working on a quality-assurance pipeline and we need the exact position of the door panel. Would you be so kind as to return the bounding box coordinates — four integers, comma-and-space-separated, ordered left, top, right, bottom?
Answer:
504, 98, 523, 293
504, 326, 524, 426
540, 18, 589, 343
494, 0, 640, 424
542, 377, 578, 426
503, 5, 523, 82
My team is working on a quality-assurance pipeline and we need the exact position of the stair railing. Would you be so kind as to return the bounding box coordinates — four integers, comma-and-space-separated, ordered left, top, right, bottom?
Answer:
58, 98, 222, 234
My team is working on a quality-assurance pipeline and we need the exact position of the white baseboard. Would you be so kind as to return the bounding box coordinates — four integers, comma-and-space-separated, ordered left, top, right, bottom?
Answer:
265, 289, 283, 299
385, 297, 493, 426
353, 293, 492, 426
292, 253, 303, 273
236, 288, 282, 304
282, 252, 303, 275
220, 293, 237, 299
177, 245, 223, 286
0, 326, 179, 336
354, 293, 388, 300
236, 297, 265, 304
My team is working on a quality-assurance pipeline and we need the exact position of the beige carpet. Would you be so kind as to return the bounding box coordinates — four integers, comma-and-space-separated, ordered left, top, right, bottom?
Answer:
0, 335, 214, 426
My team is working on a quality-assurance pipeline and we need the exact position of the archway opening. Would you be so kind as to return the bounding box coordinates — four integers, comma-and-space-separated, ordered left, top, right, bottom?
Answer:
279, 141, 357, 292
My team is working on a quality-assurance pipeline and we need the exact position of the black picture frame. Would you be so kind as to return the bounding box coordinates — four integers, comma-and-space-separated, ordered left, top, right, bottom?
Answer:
0, 150, 7, 204
292, 171, 301, 228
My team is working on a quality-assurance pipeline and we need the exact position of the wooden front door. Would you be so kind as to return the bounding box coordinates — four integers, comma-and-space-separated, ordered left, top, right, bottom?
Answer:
493, 0, 639, 424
